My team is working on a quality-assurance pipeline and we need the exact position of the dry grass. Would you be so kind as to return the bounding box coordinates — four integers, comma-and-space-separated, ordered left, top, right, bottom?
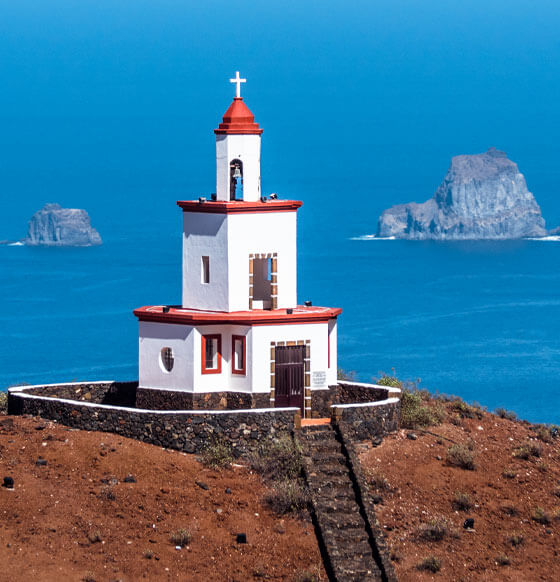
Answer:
170, 528, 192, 547
417, 517, 454, 542
417, 556, 441, 573
451, 492, 473, 512
446, 444, 476, 470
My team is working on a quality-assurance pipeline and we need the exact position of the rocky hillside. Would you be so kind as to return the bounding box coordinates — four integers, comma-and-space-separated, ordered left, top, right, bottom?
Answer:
25, 203, 102, 246
0, 415, 323, 581
376, 148, 547, 240
360, 389, 560, 581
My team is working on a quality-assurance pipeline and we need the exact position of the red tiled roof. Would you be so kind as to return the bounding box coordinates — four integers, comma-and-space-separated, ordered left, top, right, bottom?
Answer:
214, 98, 263, 135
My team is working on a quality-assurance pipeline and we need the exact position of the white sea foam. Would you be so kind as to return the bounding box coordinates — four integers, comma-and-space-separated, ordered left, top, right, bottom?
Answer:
525, 236, 560, 242
349, 234, 396, 241
8, 241, 24, 246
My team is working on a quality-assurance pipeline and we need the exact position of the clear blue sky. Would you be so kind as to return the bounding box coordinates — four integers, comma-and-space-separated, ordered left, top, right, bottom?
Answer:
1, 0, 559, 238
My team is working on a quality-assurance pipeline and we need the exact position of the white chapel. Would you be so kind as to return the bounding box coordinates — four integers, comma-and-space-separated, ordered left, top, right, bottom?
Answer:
134, 73, 342, 417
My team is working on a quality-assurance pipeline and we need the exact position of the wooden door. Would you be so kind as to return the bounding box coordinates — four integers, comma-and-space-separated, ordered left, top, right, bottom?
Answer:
274, 345, 305, 413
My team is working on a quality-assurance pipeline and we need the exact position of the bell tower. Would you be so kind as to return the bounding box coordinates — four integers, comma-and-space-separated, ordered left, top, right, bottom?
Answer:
215, 72, 263, 202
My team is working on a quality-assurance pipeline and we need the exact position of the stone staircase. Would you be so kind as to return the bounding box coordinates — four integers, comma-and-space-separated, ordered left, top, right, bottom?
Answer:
299, 424, 396, 582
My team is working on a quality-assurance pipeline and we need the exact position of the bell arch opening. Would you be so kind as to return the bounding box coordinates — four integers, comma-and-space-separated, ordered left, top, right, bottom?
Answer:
229, 159, 243, 200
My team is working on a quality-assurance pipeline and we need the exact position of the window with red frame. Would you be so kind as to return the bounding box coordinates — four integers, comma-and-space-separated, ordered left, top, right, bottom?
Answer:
232, 335, 246, 375
202, 334, 222, 374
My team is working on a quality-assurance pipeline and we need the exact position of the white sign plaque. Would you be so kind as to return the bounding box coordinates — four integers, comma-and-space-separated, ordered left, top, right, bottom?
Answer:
312, 371, 327, 387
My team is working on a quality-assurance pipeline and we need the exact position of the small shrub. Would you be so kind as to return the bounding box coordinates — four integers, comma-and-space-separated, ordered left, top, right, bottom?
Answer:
534, 425, 554, 443
144, 550, 154, 559
198, 437, 234, 469
513, 445, 530, 460
389, 547, 402, 562
495, 408, 517, 421
417, 517, 450, 542
249, 436, 303, 482
82, 574, 96, 582
401, 390, 445, 429
170, 528, 192, 547
506, 533, 524, 547
376, 373, 403, 388
0, 392, 7, 414
265, 479, 309, 516
496, 554, 511, 566
552, 486, 560, 498
446, 444, 476, 470
451, 399, 482, 419
417, 556, 441, 573
537, 461, 548, 473
529, 442, 543, 457
87, 531, 102, 544
98, 486, 116, 501
531, 507, 550, 525
368, 471, 391, 491
502, 468, 517, 479
512, 442, 541, 460
501, 504, 519, 517
452, 492, 473, 512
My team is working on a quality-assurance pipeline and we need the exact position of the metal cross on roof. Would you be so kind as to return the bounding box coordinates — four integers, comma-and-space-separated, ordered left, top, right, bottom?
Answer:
230, 71, 246, 98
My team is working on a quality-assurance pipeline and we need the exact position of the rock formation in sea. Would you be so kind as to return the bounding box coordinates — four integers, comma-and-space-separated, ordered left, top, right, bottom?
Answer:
25, 203, 102, 246
376, 148, 547, 240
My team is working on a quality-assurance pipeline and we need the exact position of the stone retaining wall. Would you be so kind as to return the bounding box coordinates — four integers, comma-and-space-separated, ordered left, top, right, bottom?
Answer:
8, 387, 298, 457
19, 381, 138, 407
8, 380, 401, 450
332, 398, 401, 441
311, 381, 397, 419
136, 387, 270, 411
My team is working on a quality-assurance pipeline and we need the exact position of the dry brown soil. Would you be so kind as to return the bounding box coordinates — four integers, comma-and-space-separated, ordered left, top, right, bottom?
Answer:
360, 405, 560, 581
0, 415, 324, 582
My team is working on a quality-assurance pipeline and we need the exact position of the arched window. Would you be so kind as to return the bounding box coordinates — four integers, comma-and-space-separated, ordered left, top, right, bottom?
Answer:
229, 159, 243, 200
160, 347, 174, 372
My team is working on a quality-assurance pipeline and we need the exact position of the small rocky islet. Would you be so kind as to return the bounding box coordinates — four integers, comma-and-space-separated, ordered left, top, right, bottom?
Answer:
376, 148, 554, 240
24, 203, 101, 247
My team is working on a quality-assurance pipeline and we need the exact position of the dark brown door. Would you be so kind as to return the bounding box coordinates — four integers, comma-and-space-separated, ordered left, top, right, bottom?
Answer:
275, 345, 305, 413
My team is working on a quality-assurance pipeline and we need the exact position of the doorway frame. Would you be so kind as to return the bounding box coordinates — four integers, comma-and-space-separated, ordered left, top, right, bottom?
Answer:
270, 340, 311, 418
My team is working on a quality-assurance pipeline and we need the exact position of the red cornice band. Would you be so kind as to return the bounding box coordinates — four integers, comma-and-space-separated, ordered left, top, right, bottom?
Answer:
177, 200, 302, 214
134, 305, 342, 327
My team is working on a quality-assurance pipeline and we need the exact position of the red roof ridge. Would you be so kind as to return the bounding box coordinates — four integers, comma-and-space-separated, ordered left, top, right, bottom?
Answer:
215, 97, 263, 135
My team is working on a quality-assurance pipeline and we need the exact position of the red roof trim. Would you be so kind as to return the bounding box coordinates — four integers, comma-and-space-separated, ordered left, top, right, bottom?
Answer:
215, 97, 263, 135
177, 200, 302, 214
134, 305, 342, 327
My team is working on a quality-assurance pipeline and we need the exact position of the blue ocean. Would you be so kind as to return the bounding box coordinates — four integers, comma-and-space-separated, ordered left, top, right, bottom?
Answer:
1, 1, 560, 424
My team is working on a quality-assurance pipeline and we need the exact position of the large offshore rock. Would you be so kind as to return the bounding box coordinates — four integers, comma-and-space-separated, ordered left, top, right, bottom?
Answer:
376, 148, 547, 240
25, 203, 102, 246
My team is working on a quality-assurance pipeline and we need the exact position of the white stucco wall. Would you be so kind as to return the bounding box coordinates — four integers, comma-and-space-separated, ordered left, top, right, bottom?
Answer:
139, 321, 195, 390
216, 134, 261, 201
182, 210, 297, 312
191, 324, 252, 392
182, 212, 230, 311
251, 322, 331, 392
327, 318, 338, 385
139, 320, 338, 396
228, 212, 297, 311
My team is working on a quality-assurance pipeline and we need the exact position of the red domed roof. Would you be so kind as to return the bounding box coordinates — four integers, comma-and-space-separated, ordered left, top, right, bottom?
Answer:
214, 98, 263, 135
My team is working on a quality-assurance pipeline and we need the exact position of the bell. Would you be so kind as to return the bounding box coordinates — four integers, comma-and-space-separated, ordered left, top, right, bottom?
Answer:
232, 166, 242, 179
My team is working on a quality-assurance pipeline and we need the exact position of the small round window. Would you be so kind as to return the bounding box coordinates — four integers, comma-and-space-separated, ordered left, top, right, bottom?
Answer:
160, 347, 174, 372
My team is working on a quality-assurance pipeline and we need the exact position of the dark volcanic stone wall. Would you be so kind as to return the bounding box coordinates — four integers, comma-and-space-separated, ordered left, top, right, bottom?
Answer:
8, 390, 297, 457
311, 383, 393, 419
333, 400, 400, 441
21, 382, 138, 407
136, 387, 270, 411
